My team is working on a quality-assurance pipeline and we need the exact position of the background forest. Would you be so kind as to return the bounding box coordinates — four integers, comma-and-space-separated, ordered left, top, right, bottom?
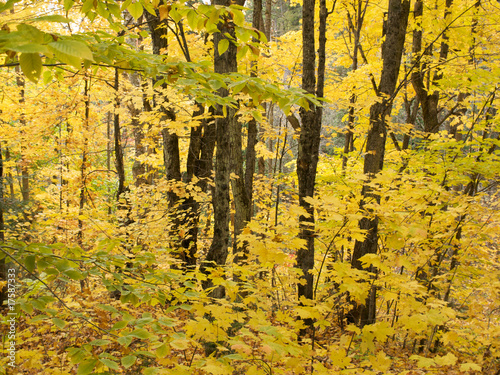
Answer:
0, 0, 499, 373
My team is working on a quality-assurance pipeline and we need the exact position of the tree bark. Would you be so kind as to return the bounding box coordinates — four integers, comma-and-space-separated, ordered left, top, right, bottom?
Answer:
15, 68, 29, 203
200, 0, 241, 298
349, 0, 410, 327
77, 76, 90, 247
295, 0, 331, 324
113, 68, 131, 228
411, 0, 453, 134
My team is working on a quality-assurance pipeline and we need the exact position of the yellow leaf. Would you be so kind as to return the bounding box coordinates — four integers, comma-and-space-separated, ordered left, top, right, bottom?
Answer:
369, 351, 392, 372
434, 353, 457, 366
460, 363, 482, 371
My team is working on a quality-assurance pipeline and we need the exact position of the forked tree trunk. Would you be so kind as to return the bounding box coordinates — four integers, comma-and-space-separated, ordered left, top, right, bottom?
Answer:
349, 0, 410, 327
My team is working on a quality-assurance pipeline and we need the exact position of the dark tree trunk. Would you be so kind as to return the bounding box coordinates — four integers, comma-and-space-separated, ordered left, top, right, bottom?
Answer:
295, 0, 331, 328
411, 0, 453, 134
233, 0, 262, 266
349, 0, 410, 327
180, 104, 207, 269
146, 8, 191, 267
113, 68, 132, 229
200, 0, 242, 298
15, 69, 29, 203
77, 76, 90, 247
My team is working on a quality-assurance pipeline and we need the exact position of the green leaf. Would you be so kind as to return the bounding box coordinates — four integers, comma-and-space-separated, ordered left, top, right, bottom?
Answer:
77, 359, 97, 375
64, 0, 75, 12
236, 45, 248, 60
155, 343, 169, 358
231, 8, 244, 25
81, 0, 94, 13
24, 254, 37, 272
127, 2, 143, 20
52, 317, 66, 329
15, 24, 45, 45
20, 301, 33, 314
19, 53, 42, 83
9, 43, 48, 54
98, 304, 119, 313
0, 0, 17, 14
187, 9, 198, 30
99, 358, 120, 370
121, 355, 137, 368
117, 335, 133, 347
111, 320, 128, 330
63, 269, 85, 280
89, 339, 111, 346
49, 39, 93, 60
169, 6, 182, 23
130, 329, 152, 339
31, 15, 72, 23
218, 39, 229, 56
143, 368, 161, 375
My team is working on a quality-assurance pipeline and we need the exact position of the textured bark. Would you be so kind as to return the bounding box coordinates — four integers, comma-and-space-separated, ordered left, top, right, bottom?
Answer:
233, 0, 262, 265
179, 104, 206, 268
113, 69, 133, 232
15, 69, 29, 203
230, 116, 251, 264
349, 0, 410, 327
411, 0, 453, 134
265, 0, 272, 41
296, 0, 330, 309
77, 77, 90, 247
146, 8, 193, 267
200, 0, 240, 298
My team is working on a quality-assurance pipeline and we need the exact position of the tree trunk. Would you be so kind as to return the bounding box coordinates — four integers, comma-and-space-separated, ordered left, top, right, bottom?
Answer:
342, 0, 368, 171
77, 76, 90, 247
349, 0, 410, 327
411, 0, 453, 134
233, 0, 262, 266
15, 68, 29, 203
295, 0, 331, 329
146, 7, 190, 266
200, 0, 242, 298
113, 68, 130, 224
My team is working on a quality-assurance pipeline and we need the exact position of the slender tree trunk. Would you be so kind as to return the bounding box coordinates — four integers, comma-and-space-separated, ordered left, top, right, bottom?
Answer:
295, 0, 331, 332
106, 112, 112, 215
77, 76, 90, 246
411, 0, 453, 134
113, 68, 132, 228
5, 147, 14, 198
342, 0, 368, 171
15, 68, 29, 203
233, 0, 262, 266
348, 0, 410, 327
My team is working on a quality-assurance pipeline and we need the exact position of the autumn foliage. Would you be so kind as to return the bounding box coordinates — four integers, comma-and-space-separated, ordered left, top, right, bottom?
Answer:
0, 0, 499, 374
